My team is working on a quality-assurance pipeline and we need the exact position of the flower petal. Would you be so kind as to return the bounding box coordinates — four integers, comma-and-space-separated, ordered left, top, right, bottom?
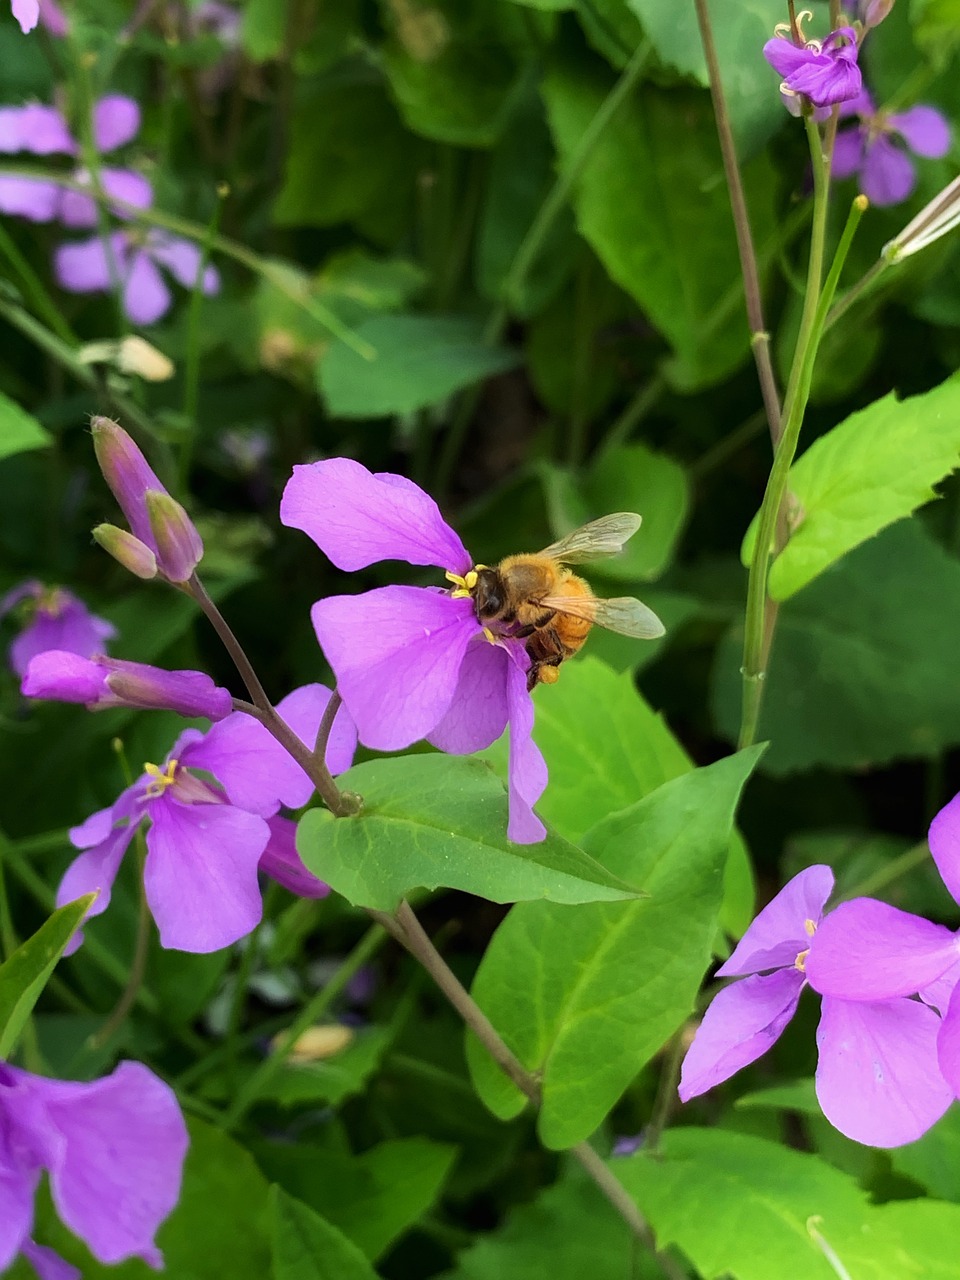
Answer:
0, 104, 72, 154
38, 1061, 187, 1266
0, 1168, 36, 1271
54, 235, 123, 293
145, 232, 207, 288
816, 996, 953, 1147
805, 898, 960, 999
928, 790, 960, 906
55, 817, 138, 952
860, 136, 917, 206
184, 683, 356, 817
259, 814, 330, 899
123, 248, 171, 326
831, 128, 865, 180
890, 105, 951, 158
280, 458, 472, 574
717, 864, 834, 977
678, 969, 804, 1102
11, 0, 40, 34
11, 598, 115, 679
20, 1240, 81, 1280
143, 799, 268, 952
428, 636, 509, 754
936, 979, 960, 1095
311, 586, 480, 750
92, 96, 140, 153
0, 177, 60, 220
503, 642, 547, 844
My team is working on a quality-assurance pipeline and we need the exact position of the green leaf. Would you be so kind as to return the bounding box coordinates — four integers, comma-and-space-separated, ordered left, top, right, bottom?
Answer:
258, 1137, 457, 1260
467, 749, 763, 1148
742, 376, 960, 600
580, 443, 690, 581
735, 1078, 821, 1116
625, 0, 787, 151
542, 55, 776, 389
0, 392, 52, 461
0, 895, 96, 1057
714, 520, 960, 771
297, 754, 641, 912
240, 0, 289, 59
318, 314, 519, 417
891, 1106, 960, 1200
618, 1128, 960, 1280
379, 0, 524, 146
252, 1026, 390, 1108
270, 1187, 380, 1280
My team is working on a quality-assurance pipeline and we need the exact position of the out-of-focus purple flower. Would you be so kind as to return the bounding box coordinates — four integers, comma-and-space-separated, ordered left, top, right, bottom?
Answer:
0, 1059, 187, 1273
56, 684, 354, 952
679, 865, 954, 1147
56, 227, 220, 325
833, 88, 951, 206
10, 0, 38, 31
0, 581, 115, 679
280, 458, 548, 843
0, 96, 151, 227
611, 1134, 644, 1157
22, 651, 233, 721
90, 418, 203, 583
37, 0, 68, 34
764, 21, 862, 110
859, 0, 894, 30
806, 791, 960, 1099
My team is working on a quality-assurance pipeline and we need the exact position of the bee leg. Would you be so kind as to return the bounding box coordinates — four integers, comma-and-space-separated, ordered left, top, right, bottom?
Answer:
525, 626, 565, 691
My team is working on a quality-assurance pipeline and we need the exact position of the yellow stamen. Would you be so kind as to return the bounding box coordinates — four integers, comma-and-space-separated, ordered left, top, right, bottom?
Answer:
795, 948, 809, 972
445, 567, 480, 599
804, 918, 817, 937
482, 627, 496, 644
144, 758, 179, 798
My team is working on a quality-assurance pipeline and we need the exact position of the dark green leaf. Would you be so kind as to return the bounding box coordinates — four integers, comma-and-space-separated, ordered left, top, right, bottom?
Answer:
0, 894, 96, 1058
0, 392, 52, 461
467, 749, 763, 1147
318, 314, 519, 418
270, 1187, 380, 1280
297, 754, 641, 912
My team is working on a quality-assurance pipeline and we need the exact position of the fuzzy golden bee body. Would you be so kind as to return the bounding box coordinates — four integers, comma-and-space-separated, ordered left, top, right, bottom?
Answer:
466, 514, 665, 690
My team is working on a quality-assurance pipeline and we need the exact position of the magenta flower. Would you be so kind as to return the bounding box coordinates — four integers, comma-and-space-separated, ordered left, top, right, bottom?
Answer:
806, 790, 960, 1099
0, 96, 151, 228
833, 89, 951, 206
0, 1059, 187, 1273
22, 651, 233, 721
56, 227, 219, 326
57, 684, 355, 952
679, 865, 954, 1147
0, 581, 115, 679
280, 458, 548, 843
90, 417, 204, 584
764, 22, 862, 110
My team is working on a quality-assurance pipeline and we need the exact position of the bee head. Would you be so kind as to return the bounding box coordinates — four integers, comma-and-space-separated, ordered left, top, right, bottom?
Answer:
473, 567, 506, 621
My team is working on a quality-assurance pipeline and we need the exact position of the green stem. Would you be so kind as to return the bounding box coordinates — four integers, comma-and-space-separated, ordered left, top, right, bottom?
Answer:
738, 122, 860, 750
91, 828, 152, 1049
824, 258, 888, 331
223, 923, 386, 1130
839, 840, 929, 902
0, 221, 77, 345
179, 188, 226, 492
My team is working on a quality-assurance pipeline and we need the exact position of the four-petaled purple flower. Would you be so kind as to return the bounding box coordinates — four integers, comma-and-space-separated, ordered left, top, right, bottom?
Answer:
679, 865, 954, 1147
0, 1059, 187, 1276
280, 458, 548, 843
805, 790, 960, 1104
0, 96, 151, 228
57, 683, 355, 953
764, 20, 862, 111
0, 581, 115, 679
833, 88, 951, 206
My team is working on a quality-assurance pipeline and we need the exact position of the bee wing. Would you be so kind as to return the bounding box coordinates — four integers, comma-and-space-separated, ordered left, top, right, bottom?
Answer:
539, 593, 666, 640
538, 513, 642, 564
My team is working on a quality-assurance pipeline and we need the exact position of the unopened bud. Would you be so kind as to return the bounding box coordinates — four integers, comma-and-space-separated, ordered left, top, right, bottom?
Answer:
271, 1024, 354, 1062
92, 523, 158, 579
145, 490, 203, 583
91, 417, 165, 547
78, 337, 174, 382
859, 0, 894, 28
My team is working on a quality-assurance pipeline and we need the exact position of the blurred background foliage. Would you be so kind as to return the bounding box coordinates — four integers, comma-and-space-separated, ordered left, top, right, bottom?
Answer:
5, 0, 960, 1274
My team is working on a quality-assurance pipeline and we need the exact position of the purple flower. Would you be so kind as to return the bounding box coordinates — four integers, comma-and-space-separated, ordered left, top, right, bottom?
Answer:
57, 684, 354, 952
833, 89, 951, 206
806, 791, 960, 1099
90, 418, 203, 584
0, 581, 115, 679
22, 651, 233, 721
679, 866, 954, 1147
280, 458, 548, 843
56, 227, 220, 326
0, 96, 151, 228
764, 22, 862, 110
0, 1059, 187, 1273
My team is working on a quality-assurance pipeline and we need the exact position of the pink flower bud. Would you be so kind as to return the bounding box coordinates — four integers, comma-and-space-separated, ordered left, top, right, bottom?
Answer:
860, 0, 894, 29
92, 523, 158, 580
91, 417, 165, 550
144, 491, 203, 583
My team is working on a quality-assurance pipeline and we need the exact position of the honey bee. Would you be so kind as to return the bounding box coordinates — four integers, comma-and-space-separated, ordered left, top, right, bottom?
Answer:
466, 513, 665, 690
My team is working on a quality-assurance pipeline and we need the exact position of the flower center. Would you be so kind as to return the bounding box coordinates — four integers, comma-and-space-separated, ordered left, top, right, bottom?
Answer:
794, 917, 818, 971
445, 566, 497, 644
143, 758, 179, 797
